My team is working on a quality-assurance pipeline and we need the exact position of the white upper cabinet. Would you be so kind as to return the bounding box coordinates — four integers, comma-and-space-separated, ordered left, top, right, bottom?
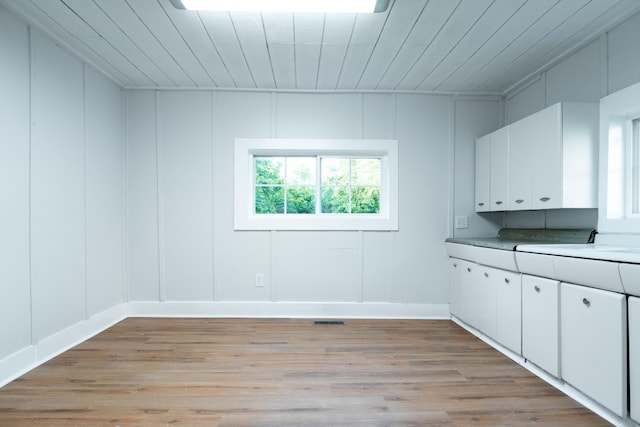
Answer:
490, 126, 510, 210
511, 102, 598, 210
477, 102, 597, 212
475, 134, 490, 212
474, 127, 509, 212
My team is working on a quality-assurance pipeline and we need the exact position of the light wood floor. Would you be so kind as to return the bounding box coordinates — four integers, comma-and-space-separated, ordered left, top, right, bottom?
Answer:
0, 318, 610, 426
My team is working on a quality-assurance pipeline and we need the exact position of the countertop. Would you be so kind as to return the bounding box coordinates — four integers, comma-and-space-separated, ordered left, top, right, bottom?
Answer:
445, 228, 596, 251
517, 243, 640, 264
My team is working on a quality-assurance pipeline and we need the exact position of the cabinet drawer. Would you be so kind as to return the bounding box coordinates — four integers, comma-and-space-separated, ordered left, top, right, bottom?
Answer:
522, 275, 559, 376
560, 283, 627, 417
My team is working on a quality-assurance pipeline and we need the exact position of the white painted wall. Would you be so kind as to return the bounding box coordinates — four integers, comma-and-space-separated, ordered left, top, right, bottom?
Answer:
126, 91, 493, 307
0, 3, 125, 377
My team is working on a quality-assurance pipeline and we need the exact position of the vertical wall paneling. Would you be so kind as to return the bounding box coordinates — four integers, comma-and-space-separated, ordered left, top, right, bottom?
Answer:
30, 31, 86, 341
0, 6, 31, 359
212, 92, 272, 302
84, 67, 125, 316
452, 99, 503, 239
157, 91, 214, 301
126, 90, 160, 301
391, 94, 451, 304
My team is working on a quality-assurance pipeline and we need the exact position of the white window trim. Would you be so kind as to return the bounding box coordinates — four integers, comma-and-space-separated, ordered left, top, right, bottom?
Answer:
234, 138, 398, 231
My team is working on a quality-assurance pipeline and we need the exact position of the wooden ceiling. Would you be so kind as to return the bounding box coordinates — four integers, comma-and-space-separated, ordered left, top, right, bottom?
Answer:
3, 0, 639, 94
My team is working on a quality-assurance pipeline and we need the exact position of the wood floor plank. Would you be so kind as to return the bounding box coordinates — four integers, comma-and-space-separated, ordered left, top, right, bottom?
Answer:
0, 318, 611, 426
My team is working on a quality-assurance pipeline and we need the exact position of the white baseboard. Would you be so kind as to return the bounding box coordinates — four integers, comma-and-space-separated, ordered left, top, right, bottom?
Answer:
0, 304, 127, 388
126, 301, 450, 319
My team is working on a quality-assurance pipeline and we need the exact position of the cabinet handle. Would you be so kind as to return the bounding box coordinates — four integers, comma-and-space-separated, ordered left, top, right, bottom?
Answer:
495, 201, 503, 205
478, 202, 485, 207
504, 278, 510, 284
453, 263, 457, 268
515, 199, 524, 204
467, 267, 472, 272
534, 285, 540, 292
539, 197, 550, 202
484, 272, 489, 278
582, 298, 591, 307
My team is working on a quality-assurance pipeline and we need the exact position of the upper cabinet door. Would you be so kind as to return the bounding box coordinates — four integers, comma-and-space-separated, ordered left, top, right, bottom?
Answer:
508, 115, 534, 210
475, 134, 491, 212
490, 126, 509, 210
531, 104, 562, 209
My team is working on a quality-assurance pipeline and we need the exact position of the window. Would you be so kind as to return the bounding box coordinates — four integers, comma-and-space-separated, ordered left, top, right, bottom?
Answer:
234, 138, 398, 230
599, 80, 640, 233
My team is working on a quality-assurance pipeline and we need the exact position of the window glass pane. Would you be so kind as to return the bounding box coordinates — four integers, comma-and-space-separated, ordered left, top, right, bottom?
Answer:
352, 187, 380, 213
286, 157, 316, 185
321, 187, 349, 213
255, 186, 284, 214
351, 158, 380, 186
286, 187, 315, 214
321, 157, 349, 185
255, 157, 284, 185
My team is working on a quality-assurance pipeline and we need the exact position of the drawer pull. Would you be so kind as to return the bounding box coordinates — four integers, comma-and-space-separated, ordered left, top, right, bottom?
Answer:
453, 263, 457, 268
515, 199, 524, 204
484, 272, 489, 278
534, 285, 540, 292
504, 278, 510, 284
467, 267, 472, 272
582, 298, 591, 307
540, 197, 550, 202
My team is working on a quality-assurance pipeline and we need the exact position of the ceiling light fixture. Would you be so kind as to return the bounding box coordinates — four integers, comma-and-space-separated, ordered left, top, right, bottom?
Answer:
170, 0, 389, 13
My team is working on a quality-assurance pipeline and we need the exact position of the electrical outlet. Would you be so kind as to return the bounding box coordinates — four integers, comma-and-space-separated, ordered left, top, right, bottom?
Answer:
454, 215, 469, 229
255, 273, 265, 287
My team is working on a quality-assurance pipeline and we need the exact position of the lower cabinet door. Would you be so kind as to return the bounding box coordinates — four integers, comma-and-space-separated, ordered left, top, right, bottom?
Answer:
496, 270, 521, 354
522, 275, 559, 376
560, 283, 627, 417
629, 297, 639, 422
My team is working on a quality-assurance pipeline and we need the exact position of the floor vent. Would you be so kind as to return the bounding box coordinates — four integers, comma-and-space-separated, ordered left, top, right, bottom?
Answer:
312, 320, 345, 326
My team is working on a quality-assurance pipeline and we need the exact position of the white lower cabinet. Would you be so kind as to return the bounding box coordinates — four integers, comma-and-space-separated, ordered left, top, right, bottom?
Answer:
495, 270, 521, 354
522, 275, 559, 376
476, 265, 498, 340
560, 283, 627, 417
450, 258, 479, 328
629, 296, 639, 422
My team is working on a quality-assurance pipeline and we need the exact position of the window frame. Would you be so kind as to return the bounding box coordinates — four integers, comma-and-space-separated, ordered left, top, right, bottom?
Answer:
599, 80, 640, 233
234, 138, 398, 231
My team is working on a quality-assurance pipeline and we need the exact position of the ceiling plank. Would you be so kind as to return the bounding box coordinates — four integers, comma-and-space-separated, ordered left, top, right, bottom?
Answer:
294, 13, 324, 88
435, 0, 566, 93
262, 12, 295, 89
316, 13, 354, 89
356, 0, 429, 89
94, 0, 194, 86
417, 0, 527, 92
125, 0, 214, 87
395, 0, 494, 90
335, 9, 388, 89
159, 2, 235, 87
63, 0, 175, 87
198, 11, 255, 88
230, 11, 276, 89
